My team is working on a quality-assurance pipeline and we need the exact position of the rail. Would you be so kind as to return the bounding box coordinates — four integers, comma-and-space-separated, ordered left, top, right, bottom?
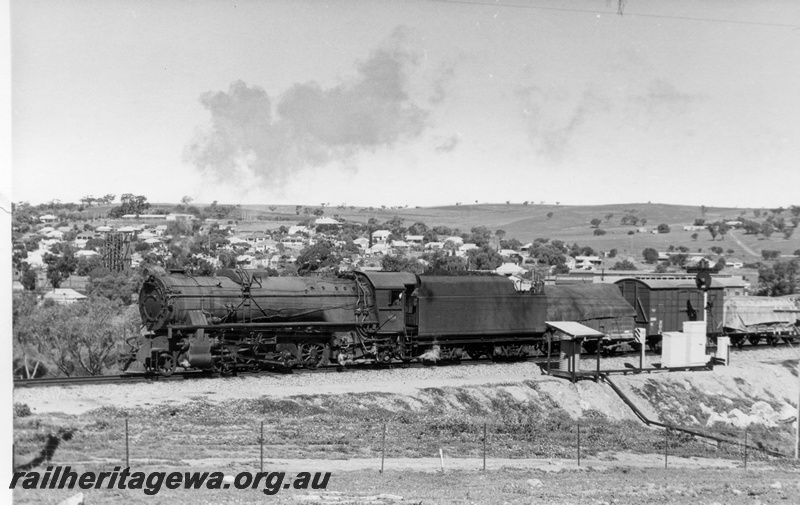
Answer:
600, 373, 787, 458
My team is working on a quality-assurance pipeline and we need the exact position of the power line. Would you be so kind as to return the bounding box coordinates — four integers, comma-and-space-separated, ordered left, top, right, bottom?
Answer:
429, 0, 800, 30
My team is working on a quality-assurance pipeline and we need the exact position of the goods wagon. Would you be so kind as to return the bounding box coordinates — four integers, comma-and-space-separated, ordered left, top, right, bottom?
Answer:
722, 296, 799, 347
615, 278, 723, 350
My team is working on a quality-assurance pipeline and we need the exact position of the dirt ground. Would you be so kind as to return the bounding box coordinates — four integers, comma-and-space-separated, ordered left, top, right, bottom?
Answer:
11, 346, 800, 504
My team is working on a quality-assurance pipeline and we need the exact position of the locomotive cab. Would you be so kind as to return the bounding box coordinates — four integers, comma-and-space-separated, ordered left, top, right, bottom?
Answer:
354, 271, 418, 334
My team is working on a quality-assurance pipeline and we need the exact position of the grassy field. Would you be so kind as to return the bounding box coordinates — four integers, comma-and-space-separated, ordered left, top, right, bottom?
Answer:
235, 202, 800, 266
12, 381, 800, 504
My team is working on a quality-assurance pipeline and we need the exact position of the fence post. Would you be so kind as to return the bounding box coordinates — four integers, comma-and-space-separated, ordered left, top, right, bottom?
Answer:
743, 429, 748, 470
577, 422, 581, 467
664, 428, 668, 469
381, 423, 386, 474
125, 417, 130, 468
260, 421, 264, 473
483, 422, 487, 472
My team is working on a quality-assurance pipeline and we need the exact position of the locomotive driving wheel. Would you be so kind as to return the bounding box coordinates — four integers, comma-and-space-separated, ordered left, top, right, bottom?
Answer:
156, 352, 176, 377
299, 343, 327, 369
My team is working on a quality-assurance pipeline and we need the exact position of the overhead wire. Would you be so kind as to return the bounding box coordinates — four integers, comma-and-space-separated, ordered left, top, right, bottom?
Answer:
428, 0, 800, 30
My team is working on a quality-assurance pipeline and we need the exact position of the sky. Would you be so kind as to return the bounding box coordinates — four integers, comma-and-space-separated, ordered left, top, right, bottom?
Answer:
8, 0, 800, 209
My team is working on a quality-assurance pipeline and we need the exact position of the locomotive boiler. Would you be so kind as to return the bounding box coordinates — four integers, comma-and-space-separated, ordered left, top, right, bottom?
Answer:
129, 268, 386, 375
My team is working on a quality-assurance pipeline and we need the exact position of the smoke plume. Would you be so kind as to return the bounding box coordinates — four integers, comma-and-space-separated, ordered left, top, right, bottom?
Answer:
185, 29, 429, 190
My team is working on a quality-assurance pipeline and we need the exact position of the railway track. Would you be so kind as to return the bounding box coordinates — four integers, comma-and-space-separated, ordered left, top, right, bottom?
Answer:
12, 342, 791, 389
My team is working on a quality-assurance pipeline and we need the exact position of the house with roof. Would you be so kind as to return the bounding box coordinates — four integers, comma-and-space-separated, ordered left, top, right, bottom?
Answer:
281, 235, 306, 249
457, 243, 478, 256
574, 255, 602, 270
371, 230, 391, 243
43, 288, 86, 304
39, 214, 58, 223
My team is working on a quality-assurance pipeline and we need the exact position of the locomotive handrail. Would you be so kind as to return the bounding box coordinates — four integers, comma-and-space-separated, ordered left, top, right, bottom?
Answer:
167, 321, 370, 330
600, 374, 787, 458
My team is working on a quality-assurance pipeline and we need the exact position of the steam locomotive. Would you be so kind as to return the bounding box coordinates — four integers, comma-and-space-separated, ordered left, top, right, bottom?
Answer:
124, 269, 798, 376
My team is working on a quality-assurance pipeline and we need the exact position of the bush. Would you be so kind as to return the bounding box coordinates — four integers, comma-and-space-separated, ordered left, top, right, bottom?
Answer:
14, 403, 32, 418
642, 248, 659, 264
593, 228, 606, 236
610, 260, 637, 271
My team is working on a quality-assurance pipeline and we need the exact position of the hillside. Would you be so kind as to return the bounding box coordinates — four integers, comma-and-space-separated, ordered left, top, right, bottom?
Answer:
235, 202, 800, 262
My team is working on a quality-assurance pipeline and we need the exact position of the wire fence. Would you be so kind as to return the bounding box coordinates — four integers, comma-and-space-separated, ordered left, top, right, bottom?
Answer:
15, 415, 797, 474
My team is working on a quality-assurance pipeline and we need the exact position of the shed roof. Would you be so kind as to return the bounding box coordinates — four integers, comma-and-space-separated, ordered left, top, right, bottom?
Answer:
614, 277, 722, 289
545, 284, 636, 321
545, 321, 605, 338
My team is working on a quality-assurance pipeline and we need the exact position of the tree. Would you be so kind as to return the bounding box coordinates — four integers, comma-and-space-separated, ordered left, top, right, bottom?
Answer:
669, 254, 688, 267
590, 218, 602, 228
466, 245, 504, 270
642, 248, 659, 264
656, 223, 671, 234
85, 269, 139, 305
710, 246, 724, 255
693, 218, 706, 226
296, 241, 341, 275
760, 222, 775, 238
707, 224, 719, 241
608, 248, 617, 258
468, 226, 492, 247
593, 228, 606, 236
76, 255, 104, 276
757, 259, 798, 296
408, 221, 430, 236
604, 213, 614, 222
381, 254, 425, 274
495, 229, 506, 241
43, 248, 78, 288
13, 292, 44, 378
716, 222, 730, 240
784, 227, 795, 240
610, 260, 637, 271
14, 297, 139, 376
761, 250, 781, 261
20, 268, 37, 291
691, 233, 698, 242
546, 212, 553, 219
423, 251, 467, 275
742, 220, 760, 235
108, 194, 151, 218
